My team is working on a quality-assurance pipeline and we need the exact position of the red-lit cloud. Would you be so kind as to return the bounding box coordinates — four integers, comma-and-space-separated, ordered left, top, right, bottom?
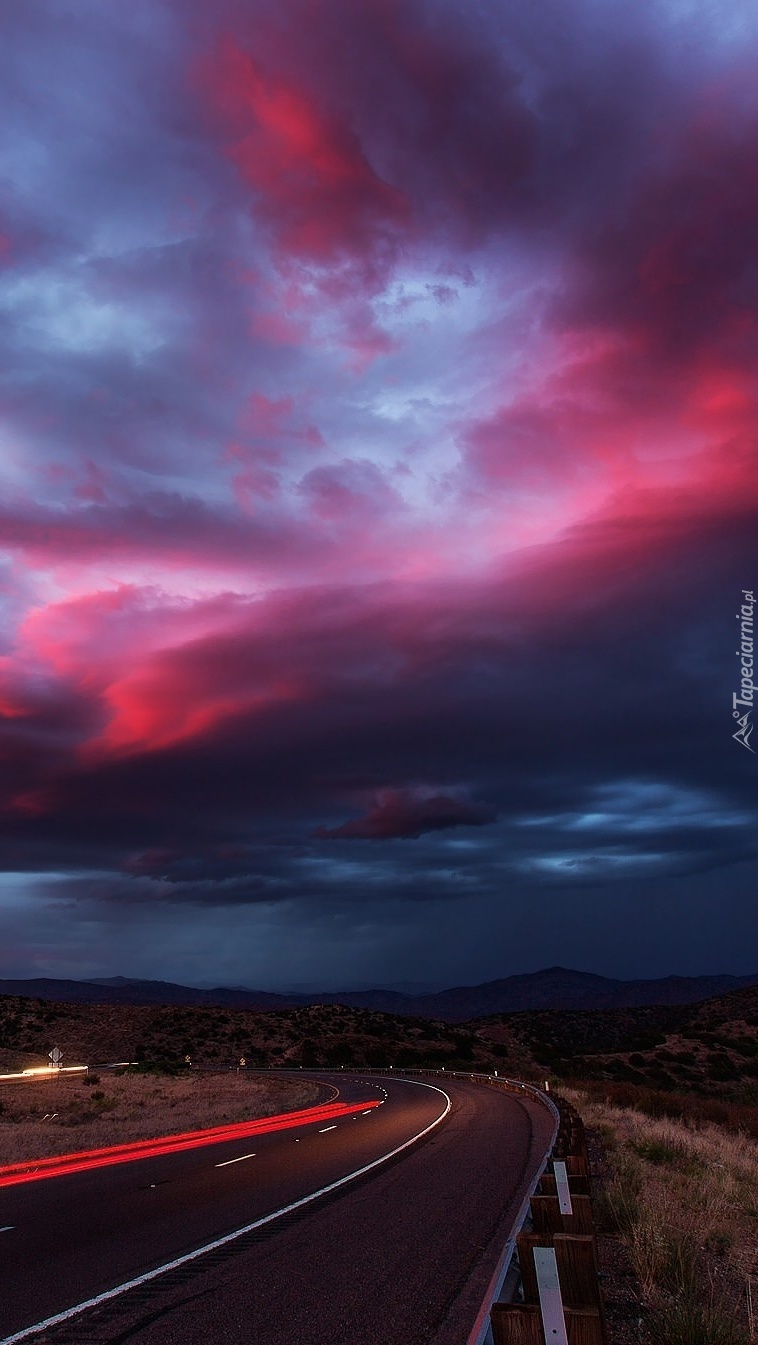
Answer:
0, 0, 756, 985
210, 39, 412, 272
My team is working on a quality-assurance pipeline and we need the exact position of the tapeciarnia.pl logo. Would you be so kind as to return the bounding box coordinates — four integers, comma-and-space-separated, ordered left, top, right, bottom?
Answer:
733, 588, 755, 753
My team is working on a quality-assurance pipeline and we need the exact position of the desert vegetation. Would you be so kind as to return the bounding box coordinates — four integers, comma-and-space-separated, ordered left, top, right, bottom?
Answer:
483, 985, 758, 1098
565, 1087, 758, 1344
2, 984, 756, 1094
0, 1070, 324, 1165
0, 994, 532, 1077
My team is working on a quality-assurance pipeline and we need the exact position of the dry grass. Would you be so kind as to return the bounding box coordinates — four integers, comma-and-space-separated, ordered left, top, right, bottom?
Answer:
565, 1077, 758, 1139
0, 1070, 325, 1165
564, 1088, 758, 1344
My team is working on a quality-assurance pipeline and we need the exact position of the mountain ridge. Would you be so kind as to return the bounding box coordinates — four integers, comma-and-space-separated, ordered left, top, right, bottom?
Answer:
1, 966, 757, 1021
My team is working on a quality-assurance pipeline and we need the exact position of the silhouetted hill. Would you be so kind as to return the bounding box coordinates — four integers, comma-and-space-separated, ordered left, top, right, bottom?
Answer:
1, 966, 757, 1019
0, 977, 297, 1011
385, 967, 758, 1018
474, 984, 758, 1095
1, 982, 756, 1104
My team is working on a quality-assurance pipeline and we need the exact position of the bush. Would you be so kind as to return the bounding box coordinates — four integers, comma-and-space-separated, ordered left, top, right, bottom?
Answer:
648, 1299, 749, 1345
723, 1038, 757, 1058
707, 1054, 740, 1082
631, 1138, 685, 1167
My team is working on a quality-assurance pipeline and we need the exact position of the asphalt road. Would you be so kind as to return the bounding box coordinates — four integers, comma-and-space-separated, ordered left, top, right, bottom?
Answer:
0, 1073, 555, 1345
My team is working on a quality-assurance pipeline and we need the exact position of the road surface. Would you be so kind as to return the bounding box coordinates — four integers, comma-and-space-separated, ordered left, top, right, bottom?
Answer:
0, 1073, 554, 1345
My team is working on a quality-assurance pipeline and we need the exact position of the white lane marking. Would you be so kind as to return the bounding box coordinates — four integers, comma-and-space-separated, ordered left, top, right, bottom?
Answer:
0, 1226, 14, 1233
215, 1152, 257, 1168
318, 1126, 337, 1133
0, 1081, 451, 1345
361, 1110, 373, 1115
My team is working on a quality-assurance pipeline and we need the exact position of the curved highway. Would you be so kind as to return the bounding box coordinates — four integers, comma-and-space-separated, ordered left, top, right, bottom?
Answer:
0, 1073, 555, 1345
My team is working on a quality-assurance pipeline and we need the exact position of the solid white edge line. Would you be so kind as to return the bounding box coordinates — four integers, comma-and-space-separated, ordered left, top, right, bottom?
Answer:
214, 1152, 256, 1168
0, 1080, 451, 1345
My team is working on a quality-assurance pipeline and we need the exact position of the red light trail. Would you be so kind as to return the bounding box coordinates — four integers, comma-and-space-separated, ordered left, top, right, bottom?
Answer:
0, 1099, 381, 1189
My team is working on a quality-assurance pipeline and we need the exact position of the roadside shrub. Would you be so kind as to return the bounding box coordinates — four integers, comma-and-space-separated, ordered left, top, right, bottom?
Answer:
724, 1039, 757, 1058
648, 1299, 749, 1345
631, 1138, 686, 1167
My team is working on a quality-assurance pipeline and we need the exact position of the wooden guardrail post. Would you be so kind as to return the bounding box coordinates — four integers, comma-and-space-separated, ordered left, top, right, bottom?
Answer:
490, 1303, 606, 1344
529, 1194, 595, 1236
517, 1235, 603, 1312
489, 1303, 542, 1344
537, 1172, 591, 1199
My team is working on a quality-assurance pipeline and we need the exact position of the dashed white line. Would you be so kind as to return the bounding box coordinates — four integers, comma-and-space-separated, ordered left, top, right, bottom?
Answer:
318, 1125, 337, 1133
215, 1152, 257, 1167
0, 1226, 14, 1233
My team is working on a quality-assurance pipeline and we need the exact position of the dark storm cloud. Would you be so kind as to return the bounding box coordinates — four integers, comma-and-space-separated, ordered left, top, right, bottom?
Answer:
1, 0, 757, 983
2, 503, 755, 905
316, 789, 498, 840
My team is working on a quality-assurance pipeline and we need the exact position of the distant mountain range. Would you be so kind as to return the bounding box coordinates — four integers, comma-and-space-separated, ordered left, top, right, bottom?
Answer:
2, 966, 758, 1021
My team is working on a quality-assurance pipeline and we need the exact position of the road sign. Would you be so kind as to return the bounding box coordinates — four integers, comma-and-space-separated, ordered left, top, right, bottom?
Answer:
239, 1058, 246, 1067
49, 1047, 62, 1065
184, 1055, 192, 1065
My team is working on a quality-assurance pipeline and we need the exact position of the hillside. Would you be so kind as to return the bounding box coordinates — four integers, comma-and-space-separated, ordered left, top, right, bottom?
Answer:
1, 984, 756, 1102
476, 984, 758, 1094
0, 996, 533, 1078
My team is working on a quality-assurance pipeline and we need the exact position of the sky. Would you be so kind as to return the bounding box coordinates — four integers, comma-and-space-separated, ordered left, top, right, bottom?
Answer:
0, 0, 756, 991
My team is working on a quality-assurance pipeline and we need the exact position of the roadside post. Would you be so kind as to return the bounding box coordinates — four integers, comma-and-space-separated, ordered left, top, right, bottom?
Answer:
49, 1046, 62, 1099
